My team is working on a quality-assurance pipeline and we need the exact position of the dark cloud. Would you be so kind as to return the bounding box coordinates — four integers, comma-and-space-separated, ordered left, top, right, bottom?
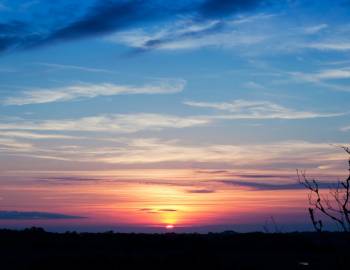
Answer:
1, 0, 164, 52
139, 208, 177, 212
0, 0, 272, 53
196, 170, 229, 174
0, 211, 85, 220
158, 209, 177, 212
139, 208, 153, 211
217, 180, 338, 191
36, 177, 198, 189
138, 208, 158, 214
196, 170, 290, 179
42, 0, 151, 44
235, 174, 291, 179
0, 36, 19, 52
196, 170, 293, 182
141, 180, 195, 187
187, 189, 216, 193
39, 177, 101, 183
0, 21, 29, 52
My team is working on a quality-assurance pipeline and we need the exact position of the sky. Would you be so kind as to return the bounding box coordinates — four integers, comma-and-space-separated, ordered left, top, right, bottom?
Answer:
0, 0, 350, 232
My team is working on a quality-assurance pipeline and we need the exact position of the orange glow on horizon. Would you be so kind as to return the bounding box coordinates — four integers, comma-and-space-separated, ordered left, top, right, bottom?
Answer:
0, 169, 313, 230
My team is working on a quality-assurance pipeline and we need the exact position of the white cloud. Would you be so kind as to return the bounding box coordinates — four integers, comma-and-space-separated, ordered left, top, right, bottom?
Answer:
0, 99, 341, 137
306, 42, 350, 51
0, 138, 34, 152
309, 69, 350, 81
228, 13, 279, 26
287, 69, 350, 92
37, 63, 117, 74
108, 16, 269, 51
0, 99, 340, 137
158, 32, 265, 50
4, 79, 186, 105
106, 14, 341, 56
95, 139, 345, 166
340, 125, 350, 132
0, 113, 211, 133
303, 24, 328, 35
113, 30, 263, 51
244, 81, 266, 90
0, 136, 347, 173
184, 100, 342, 119
0, 131, 78, 140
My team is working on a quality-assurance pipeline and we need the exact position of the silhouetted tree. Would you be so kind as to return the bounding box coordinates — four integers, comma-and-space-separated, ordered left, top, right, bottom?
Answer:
298, 146, 350, 232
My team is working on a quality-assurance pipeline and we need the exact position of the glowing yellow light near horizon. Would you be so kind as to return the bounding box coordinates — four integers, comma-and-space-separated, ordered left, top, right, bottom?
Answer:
166, 224, 174, 230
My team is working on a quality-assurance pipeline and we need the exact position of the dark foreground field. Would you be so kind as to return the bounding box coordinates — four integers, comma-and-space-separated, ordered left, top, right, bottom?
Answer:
0, 228, 349, 270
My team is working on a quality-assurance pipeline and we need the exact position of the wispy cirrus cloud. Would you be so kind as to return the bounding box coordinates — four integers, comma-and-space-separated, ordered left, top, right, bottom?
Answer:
306, 42, 350, 52
287, 69, 350, 92
0, 113, 210, 133
0, 99, 341, 137
4, 79, 186, 105
36, 63, 117, 74
312, 69, 350, 80
291, 68, 350, 82
93, 139, 347, 166
340, 125, 350, 132
0, 130, 83, 144
0, 136, 347, 172
105, 8, 338, 55
302, 24, 328, 35
184, 100, 343, 119
109, 14, 271, 51
0, 138, 34, 152
0, 131, 79, 140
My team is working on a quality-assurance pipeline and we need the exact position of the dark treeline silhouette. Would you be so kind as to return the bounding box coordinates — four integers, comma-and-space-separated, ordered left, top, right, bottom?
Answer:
0, 228, 349, 270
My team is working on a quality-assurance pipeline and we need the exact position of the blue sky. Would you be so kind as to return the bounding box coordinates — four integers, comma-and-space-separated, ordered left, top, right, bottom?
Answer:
0, 0, 350, 231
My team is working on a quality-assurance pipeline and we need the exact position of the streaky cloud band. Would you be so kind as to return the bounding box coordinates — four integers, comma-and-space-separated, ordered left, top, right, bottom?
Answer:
3, 79, 186, 105
0, 211, 85, 220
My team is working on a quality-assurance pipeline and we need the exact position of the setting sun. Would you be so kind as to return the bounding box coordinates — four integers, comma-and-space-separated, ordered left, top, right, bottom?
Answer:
166, 225, 174, 230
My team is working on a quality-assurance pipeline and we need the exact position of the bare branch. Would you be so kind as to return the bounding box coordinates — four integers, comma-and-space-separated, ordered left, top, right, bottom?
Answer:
298, 145, 350, 232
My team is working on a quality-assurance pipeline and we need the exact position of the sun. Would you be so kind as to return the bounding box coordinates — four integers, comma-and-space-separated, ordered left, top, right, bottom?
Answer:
165, 224, 174, 230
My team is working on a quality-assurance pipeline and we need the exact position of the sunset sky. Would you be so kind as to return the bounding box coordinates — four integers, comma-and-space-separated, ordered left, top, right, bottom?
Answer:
1, 0, 350, 232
